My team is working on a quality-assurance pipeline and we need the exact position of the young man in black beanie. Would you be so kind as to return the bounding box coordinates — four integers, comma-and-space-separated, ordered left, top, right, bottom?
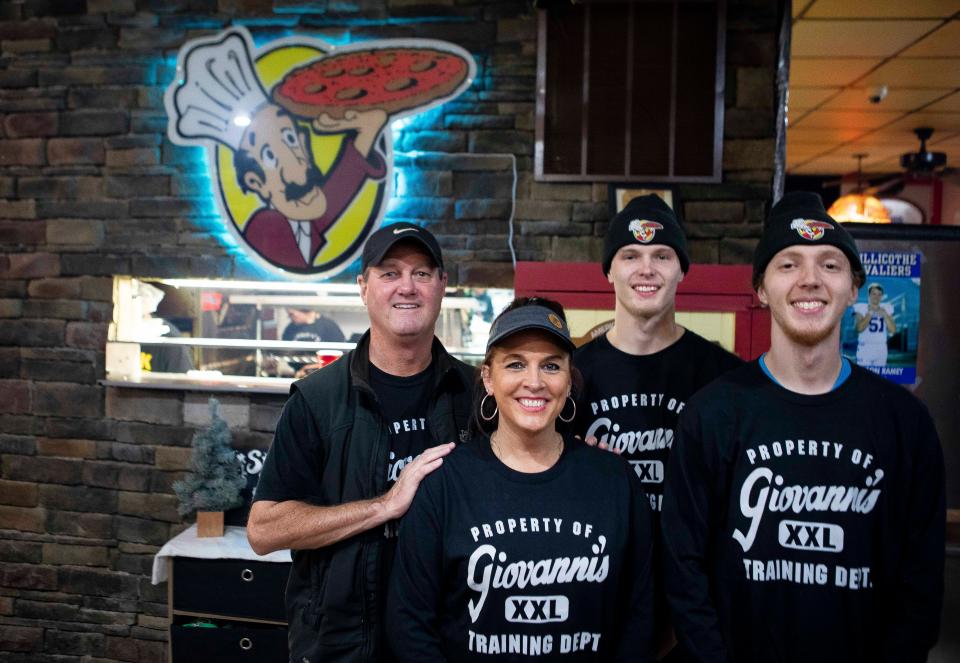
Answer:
575, 193, 742, 660
661, 191, 945, 663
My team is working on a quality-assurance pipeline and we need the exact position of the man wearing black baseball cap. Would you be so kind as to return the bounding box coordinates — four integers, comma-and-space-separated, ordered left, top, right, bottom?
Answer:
575, 193, 742, 661
662, 192, 945, 663
249, 221, 475, 663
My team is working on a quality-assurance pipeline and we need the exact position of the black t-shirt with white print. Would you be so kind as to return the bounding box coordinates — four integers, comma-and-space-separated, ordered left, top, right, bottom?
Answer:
661, 361, 945, 663
386, 434, 655, 662
369, 362, 435, 562
574, 329, 742, 515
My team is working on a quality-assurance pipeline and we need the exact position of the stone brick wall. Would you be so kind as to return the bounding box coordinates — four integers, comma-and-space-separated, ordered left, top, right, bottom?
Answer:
0, 0, 778, 659
1, 382, 287, 660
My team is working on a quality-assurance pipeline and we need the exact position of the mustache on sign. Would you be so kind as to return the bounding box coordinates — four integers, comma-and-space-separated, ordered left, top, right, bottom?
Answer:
284, 166, 324, 203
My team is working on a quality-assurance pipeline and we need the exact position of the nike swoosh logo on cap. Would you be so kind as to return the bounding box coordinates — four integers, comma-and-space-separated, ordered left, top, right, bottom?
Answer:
393, 227, 418, 235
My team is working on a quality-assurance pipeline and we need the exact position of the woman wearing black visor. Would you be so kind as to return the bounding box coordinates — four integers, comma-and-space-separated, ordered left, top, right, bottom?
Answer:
388, 297, 654, 662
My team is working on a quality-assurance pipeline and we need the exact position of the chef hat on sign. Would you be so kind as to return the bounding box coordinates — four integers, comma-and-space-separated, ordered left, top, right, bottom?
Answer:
169, 29, 269, 150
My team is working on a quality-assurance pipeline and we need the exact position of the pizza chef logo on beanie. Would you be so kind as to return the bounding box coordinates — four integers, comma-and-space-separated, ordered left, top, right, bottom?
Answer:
602, 194, 690, 275
790, 218, 834, 241
165, 27, 476, 280
752, 192, 864, 286
628, 219, 664, 243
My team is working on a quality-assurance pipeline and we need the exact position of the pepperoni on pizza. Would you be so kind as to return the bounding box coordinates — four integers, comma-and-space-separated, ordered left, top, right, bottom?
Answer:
273, 47, 471, 119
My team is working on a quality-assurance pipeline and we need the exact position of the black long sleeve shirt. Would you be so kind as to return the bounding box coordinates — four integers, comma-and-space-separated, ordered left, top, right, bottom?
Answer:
387, 434, 655, 662
661, 361, 945, 663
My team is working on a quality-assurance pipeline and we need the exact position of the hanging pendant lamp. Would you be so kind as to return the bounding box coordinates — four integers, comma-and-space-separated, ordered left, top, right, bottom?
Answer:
827, 154, 891, 224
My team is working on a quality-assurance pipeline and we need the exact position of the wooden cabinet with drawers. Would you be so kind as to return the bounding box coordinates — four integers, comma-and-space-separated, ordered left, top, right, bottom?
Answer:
167, 557, 292, 663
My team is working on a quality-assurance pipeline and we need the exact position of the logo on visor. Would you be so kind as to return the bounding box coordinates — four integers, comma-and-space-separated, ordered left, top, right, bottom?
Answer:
790, 218, 834, 241
628, 219, 664, 244
547, 313, 564, 330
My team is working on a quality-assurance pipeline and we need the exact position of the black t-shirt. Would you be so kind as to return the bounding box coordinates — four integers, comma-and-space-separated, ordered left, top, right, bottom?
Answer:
281, 316, 346, 343
574, 330, 742, 515
370, 361, 436, 635
369, 362, 436, 541
661, 361, 945, 663
386, 434, 655, 662
141, 318, 194, 373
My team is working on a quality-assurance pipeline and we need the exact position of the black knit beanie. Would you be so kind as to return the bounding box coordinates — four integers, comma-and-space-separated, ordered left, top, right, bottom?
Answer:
602, 194, 690, 275
752, 192, 863, 287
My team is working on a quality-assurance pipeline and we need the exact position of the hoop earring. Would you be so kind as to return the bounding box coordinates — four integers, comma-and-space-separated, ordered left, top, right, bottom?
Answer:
558, 396, 576, 423
480, 393, 498, 421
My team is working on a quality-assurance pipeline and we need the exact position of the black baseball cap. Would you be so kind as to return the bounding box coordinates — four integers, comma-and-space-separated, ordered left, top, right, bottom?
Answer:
361, 222, 444, 272
602, 194, 690, 275
486, 304, 576, 353
752, 192, 864, 288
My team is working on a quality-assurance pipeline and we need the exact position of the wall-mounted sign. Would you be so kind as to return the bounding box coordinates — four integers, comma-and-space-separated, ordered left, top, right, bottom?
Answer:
165, 27, 475, 279
840, 250, 922, 385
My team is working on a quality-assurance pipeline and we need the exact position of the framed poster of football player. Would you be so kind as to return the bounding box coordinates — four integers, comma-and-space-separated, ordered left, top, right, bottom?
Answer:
840, 250, 922, 385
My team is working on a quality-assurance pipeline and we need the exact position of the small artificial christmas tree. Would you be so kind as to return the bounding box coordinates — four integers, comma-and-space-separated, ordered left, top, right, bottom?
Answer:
173, 398, 245, 536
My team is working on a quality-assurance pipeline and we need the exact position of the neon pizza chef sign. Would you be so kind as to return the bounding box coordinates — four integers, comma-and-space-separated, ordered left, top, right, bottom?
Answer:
164, 27, 475, 278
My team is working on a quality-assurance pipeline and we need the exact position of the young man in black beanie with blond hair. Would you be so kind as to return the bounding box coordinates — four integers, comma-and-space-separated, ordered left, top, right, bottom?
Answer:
661, 191, 945, 663
575, 193, 741, 661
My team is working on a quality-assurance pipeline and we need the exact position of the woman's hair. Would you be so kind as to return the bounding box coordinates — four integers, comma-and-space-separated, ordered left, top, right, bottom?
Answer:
469, 296, 582, 436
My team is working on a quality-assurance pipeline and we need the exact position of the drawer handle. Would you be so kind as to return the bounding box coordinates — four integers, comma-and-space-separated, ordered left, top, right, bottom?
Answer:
239, 637, 253, 651
240, 568, 254, 582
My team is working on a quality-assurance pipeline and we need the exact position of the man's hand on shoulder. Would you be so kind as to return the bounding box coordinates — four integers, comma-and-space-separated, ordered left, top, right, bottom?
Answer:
378, 442, 455, 520
581, 434, 622, 455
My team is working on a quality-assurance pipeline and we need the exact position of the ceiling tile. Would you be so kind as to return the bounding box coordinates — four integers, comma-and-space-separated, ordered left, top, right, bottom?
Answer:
861, 58, 960, 87
862, 157, 910, 174
925, 91, 960, 112
805, 0, 959, 19
840, 131, 920, 149
787, 139, 916, 171
793, 0, 817, 18
793, 109, 903, 129
820, 87, 951, 111
929, 131, 960, 147
792, 20, 940, 58
788, 87, 842, 110
900, 20, 960, 57
847, 139, 917, 154
786, 141, 835, 159
789, 156, 870, 174
859, 127, 940, 144
790, 58, 881, 87
883, 112, 960, 132
788, 137, 960, 176
786, 161, 828, 174
785, 162, 824, 175
787, 126, 874, 143
838, 142, 916, 163
781, 7, 959, 175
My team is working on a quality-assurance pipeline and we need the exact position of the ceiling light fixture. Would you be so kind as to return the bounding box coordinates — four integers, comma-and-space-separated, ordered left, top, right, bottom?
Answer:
827, 154, 891, 224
